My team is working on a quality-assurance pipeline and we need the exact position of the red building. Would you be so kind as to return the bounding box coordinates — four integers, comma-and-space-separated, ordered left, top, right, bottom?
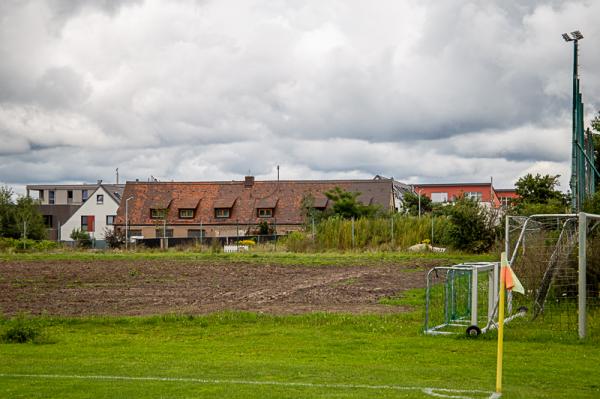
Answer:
412, 182, 506, 208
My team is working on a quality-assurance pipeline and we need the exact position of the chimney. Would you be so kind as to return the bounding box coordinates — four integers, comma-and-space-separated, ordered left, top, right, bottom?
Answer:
244, 176, 254, 187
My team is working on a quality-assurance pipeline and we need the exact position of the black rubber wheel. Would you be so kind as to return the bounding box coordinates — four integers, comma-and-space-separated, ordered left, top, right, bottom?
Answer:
466, 325, 481, 337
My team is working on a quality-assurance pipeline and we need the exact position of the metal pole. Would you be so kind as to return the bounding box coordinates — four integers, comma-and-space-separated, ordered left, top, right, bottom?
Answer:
311, 215, 315, 242
391, 216, 394, 245
471, 266, 478, 326
418, 191, 421, 218
578, 212, 587, 339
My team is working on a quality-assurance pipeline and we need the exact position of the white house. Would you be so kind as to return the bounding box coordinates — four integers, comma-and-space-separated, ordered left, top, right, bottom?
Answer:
60, 185, 122, 242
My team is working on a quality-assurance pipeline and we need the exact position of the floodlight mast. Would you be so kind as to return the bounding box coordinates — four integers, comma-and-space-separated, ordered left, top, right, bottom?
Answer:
563, 31, 583, 211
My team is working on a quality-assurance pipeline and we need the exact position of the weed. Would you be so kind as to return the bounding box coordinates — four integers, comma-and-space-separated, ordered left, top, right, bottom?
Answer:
1, 314, 53, 344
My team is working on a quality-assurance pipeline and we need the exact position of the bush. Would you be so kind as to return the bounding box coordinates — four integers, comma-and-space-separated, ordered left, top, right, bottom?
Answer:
70, 228, 92, 248
442, 198, 498, 253
1, 315, 49, 344
284, 231, 313, 252
105, 228, 125, 249
0, 237, 59, 252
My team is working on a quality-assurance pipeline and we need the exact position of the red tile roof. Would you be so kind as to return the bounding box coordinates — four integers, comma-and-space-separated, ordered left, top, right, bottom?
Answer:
116, 179, 394, 226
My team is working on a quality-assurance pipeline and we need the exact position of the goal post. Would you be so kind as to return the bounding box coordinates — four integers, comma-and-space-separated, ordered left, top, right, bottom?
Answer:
506, 212, 600, 339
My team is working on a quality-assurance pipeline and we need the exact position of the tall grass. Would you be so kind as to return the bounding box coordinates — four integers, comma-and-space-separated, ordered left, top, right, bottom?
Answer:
286, 215, 454, 252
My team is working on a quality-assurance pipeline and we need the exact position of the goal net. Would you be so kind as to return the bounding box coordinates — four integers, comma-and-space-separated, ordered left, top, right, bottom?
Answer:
506, 213, 600, 339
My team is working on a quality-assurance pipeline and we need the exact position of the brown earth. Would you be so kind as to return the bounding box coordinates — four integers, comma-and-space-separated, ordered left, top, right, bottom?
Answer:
0, 260, 430, 316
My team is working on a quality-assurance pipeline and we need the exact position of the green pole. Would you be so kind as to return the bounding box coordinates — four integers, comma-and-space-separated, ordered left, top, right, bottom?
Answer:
571, 40, 578, 211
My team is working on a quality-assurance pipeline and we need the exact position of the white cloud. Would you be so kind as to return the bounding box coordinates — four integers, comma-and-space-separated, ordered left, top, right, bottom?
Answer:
1, 0, 598, 191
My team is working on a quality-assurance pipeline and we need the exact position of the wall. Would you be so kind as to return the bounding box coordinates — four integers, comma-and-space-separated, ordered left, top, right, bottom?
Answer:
60, 186, 119, 241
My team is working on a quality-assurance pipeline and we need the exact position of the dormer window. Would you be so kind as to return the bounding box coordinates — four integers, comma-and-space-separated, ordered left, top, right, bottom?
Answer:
179, 209, 194, 219
215, 208, 230, 218
257, 208, 273, 218
150, 208, 167, 219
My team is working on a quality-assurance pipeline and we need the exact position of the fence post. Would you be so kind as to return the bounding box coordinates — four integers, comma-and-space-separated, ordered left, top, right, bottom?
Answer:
391, 216, 394, 245
578, 212, 587, 339
431, 215, 434, 245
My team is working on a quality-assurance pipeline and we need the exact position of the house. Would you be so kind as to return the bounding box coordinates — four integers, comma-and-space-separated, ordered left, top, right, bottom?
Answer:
114, 177, 397, 239
495, 188, 519, 208
26, 181, 124, 240
60, 184, 124, 243
412, 182, 502, 208
373, 175, 412, 211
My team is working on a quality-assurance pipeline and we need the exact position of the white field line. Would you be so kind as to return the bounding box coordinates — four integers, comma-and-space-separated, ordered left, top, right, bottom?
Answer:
0, 373, 500, 398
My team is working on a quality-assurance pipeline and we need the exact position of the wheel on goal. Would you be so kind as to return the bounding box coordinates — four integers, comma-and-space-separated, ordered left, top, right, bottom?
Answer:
466, 325, 481, 337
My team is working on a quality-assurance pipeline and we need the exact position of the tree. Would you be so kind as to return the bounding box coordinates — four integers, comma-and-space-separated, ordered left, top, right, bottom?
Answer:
515, 173, 565, 205
324, 187, 380, 219
591, 111, 600, 173
442, 197, 498, 253
401, 191, 432, 216
14, 196, 46, 240
0, 185, 17, 238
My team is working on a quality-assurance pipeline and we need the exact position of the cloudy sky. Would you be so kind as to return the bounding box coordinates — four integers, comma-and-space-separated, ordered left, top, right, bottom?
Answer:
1, 0, 599, 193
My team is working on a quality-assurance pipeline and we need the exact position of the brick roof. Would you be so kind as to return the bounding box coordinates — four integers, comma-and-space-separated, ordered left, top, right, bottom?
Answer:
115, 179, 394, 226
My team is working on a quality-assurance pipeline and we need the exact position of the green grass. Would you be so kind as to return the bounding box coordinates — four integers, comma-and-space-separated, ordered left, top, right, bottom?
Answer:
1, 312, 598, 398
0, 249, 495, 266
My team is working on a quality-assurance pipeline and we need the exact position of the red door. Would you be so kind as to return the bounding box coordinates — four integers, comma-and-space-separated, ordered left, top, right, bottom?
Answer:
87, 216, 95, 232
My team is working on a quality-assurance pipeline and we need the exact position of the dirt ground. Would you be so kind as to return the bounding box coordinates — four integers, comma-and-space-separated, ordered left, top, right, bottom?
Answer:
0, 260, 431, 316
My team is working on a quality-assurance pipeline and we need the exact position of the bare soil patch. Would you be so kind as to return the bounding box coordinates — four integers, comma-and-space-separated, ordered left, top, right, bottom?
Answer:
0, 260, 430, 316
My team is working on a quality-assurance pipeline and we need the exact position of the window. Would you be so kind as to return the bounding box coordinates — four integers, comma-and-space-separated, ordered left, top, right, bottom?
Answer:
128, 229, 142, 237
49, 190, 55, 205
150, 209, 167, 219
81, 215, 95, 232
215, 208, 230, 218
465, 192, 483, 202
179, 209, 194, 219
500, 197, 513, 207
257, 208, 273, 218
155, 229, 174, 238
187, 229, 206, 238
67, 190, 73, 204
39, 190, 44, 200
431, 192, 448, 203
43, 215, 53, 227
82, 190, 89, 201
96, 194, 104, 204
106, 215, 116, 225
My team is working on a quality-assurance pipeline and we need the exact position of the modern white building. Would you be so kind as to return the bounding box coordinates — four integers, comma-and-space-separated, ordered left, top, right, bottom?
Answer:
60, 185, 123, 242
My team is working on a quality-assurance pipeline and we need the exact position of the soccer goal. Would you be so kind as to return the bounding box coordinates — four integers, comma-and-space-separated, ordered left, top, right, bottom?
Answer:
425, 262, 496, 336
506, 212, 600, 339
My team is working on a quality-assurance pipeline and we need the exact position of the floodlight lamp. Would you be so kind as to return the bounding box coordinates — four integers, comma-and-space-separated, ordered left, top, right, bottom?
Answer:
562, 33, 573, 42
571, 30, 584, 40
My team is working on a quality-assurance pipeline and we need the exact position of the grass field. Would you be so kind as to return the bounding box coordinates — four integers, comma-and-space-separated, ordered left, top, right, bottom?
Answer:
1, 311, 598, 398
1, 250, 598, 398
0, 249, 495, 266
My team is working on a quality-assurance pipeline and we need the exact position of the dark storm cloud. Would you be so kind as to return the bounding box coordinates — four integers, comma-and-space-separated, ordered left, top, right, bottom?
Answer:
0, 0, 598, 190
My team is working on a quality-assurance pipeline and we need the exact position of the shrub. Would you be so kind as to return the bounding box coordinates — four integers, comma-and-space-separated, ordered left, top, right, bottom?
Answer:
70, 228, 92, 248
1, 315, 48, 344
105, 228, 125, 249
442, 197, 498, 253
284, 231, 313, 252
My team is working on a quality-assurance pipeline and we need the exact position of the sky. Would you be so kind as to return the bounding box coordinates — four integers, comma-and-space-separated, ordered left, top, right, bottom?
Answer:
1, 0, 599, 194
